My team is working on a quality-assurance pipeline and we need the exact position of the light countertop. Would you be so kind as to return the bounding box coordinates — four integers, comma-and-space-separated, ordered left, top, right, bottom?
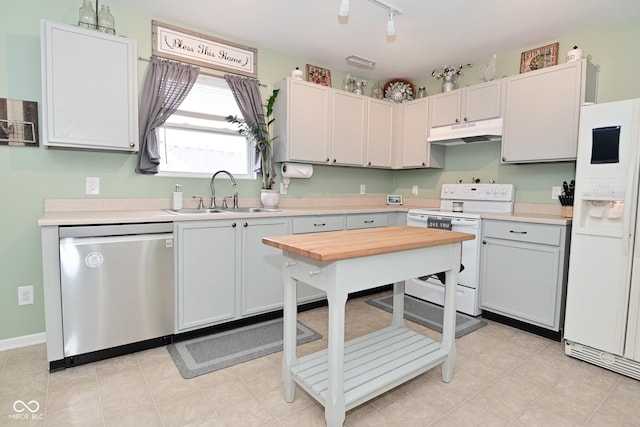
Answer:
38, 197, 571, 227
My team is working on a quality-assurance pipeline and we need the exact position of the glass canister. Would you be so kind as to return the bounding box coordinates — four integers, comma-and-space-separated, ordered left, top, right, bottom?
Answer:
98, 5, 115, 34
78, 0, 97, 29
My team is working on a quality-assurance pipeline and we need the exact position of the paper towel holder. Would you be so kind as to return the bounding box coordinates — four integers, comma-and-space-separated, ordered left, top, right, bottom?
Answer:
281, 162, 313, 193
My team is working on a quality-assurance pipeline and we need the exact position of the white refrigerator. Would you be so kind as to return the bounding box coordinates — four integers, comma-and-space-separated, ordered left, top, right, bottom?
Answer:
564, 98, 640, 380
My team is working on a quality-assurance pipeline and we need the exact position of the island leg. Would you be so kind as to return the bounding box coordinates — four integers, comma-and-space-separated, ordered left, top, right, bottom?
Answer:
441, 245, 460, 383
325, 286, 348, 427
391, 281, 405, 327
282, 267, 298, 402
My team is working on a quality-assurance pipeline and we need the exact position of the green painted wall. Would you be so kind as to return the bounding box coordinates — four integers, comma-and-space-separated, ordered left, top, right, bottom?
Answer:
0, 0, 639, 340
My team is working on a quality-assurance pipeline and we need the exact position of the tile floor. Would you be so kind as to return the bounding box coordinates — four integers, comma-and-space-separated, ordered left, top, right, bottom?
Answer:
1, 292, 640, 426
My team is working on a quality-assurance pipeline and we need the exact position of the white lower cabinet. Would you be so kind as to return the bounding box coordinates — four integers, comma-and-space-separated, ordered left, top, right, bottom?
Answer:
175, 217, 290, 332
346, 213, 389, 229
480, 220, 570, 333
176, 213, 396, 333
241, 217, 290, 316
175, 220, 238, 332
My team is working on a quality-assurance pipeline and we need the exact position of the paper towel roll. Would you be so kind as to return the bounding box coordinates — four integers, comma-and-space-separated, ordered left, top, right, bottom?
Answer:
281, 162, 313, 179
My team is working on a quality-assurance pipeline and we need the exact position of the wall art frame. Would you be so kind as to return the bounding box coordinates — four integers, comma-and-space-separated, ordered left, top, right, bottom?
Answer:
0, 98, 39, 147
306, 64, 332, 87
520, 42, 559, 73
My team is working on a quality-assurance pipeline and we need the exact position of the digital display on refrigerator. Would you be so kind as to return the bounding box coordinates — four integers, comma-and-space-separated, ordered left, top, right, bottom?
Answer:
591, 126, 621, 164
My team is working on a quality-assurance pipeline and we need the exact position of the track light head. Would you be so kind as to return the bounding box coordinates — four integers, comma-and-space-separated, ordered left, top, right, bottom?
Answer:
339, 0, 349, 17
387, 12, 396, 36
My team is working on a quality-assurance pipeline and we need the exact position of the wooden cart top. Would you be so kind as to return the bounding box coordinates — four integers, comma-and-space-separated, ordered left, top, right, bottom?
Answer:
262, 225, 474, 262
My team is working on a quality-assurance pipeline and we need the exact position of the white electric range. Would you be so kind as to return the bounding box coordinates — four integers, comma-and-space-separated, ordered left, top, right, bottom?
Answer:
406, 183, 515, 316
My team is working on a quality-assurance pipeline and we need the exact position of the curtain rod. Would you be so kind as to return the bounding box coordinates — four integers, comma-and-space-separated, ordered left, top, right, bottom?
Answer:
137, 56, 266, 87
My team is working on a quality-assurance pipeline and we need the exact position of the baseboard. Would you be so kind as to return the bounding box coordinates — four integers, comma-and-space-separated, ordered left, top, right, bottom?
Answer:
0, 332, 46, 352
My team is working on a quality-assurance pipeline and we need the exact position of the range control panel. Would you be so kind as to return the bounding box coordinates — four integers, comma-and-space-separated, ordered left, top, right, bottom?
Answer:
441, 183, 515, 202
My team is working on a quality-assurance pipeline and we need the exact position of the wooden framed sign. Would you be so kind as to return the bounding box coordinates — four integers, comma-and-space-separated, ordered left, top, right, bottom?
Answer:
152, 20, 257, 78
519, 42, 559, 73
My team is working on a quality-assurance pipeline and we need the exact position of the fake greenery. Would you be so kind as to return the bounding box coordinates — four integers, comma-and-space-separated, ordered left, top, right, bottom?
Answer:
226, 89, 280, 190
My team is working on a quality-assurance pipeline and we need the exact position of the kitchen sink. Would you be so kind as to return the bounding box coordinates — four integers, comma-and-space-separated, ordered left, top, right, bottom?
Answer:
164, 207, 280, 215
164, 208, 227, 215
222, 207, 281, 213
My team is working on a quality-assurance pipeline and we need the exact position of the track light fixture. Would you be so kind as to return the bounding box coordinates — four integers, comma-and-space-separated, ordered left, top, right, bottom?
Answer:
339, 0, 402, 36
339, 0, 349, 17
387, 11, 396, 36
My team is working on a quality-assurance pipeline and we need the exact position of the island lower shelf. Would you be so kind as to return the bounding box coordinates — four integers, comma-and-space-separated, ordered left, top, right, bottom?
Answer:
290, 326, 447, 411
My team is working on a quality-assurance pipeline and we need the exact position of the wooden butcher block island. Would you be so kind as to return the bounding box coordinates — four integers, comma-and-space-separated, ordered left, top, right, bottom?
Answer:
263, 226, 474, 427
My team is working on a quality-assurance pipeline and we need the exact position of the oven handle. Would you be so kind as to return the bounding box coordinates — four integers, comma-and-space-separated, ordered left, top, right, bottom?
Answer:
449, 218, 481, 227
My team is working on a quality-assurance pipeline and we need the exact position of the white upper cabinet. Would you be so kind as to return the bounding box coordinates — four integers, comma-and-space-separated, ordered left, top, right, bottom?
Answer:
273, 78, 331, 163
501, 59, 597, 163
393, 98, 444, 169
366, 98, 393, 168
41, 21, 138, 151
274, 77, 442, 169
429, 80, 503, 128
331, 90, 366, 166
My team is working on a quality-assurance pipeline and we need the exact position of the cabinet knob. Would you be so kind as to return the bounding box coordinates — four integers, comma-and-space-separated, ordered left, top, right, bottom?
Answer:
482, 240, 487, 244
367, 161, 372, 166
326, 158, 330, 163
243, 222, 248, 228
129, 142, 135, 148
421, 162, 426, 166
463, 117, 468, 122
332, 159, 337, 163
455, 118, 460, 123
501, 156, 507, 161
231, 222, 237, 228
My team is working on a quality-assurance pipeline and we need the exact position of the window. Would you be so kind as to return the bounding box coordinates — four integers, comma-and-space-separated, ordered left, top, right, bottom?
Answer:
157, 74, 254, 179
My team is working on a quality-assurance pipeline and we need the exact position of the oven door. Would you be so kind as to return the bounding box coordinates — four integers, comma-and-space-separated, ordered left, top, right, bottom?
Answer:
406, 215, 482, 315
407, 215, 480, 287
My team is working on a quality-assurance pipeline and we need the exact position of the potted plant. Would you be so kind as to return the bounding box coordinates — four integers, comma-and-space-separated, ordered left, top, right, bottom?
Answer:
226, 89, 280, 207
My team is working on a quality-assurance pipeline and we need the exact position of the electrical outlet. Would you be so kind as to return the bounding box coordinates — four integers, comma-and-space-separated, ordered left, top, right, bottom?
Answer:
86, 177, 100, 195
360, 184, 366, 195
551, 186, 562, 199
412, 185, 418, 196
18, 286, 34, 305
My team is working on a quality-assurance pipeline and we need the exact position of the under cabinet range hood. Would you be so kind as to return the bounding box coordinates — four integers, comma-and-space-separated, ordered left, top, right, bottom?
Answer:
428, 118, 503, 145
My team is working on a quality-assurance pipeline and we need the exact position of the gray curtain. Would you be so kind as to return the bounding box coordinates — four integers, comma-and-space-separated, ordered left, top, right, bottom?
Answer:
136, 57, 199, 174
224, 74, 268, 175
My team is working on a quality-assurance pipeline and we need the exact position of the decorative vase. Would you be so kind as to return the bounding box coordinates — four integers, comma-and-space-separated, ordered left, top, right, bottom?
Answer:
78, 0, 97, 29
442, 76, 455, 92
260, 189, 280, 209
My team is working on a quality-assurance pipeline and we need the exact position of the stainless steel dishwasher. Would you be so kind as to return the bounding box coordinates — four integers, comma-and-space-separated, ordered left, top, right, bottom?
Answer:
59, 223, 174, 360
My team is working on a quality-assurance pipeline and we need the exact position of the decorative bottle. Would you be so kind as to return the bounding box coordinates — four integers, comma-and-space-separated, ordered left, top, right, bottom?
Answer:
370, 81, 383, 99
78, 0, 97, 30
98, 5, 115, 34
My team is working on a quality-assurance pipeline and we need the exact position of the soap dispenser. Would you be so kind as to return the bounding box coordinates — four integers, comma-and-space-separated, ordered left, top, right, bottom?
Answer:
172, 184, 183, 210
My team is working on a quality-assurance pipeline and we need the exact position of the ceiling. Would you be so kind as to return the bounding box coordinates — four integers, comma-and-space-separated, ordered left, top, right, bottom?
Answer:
110, 0, 640, 81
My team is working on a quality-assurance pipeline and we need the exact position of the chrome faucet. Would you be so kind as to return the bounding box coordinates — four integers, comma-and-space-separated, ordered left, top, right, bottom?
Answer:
210, 170, 237, 208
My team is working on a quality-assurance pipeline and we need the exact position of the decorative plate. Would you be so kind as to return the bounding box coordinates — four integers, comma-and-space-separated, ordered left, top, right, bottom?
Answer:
383, 78, 415, 103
